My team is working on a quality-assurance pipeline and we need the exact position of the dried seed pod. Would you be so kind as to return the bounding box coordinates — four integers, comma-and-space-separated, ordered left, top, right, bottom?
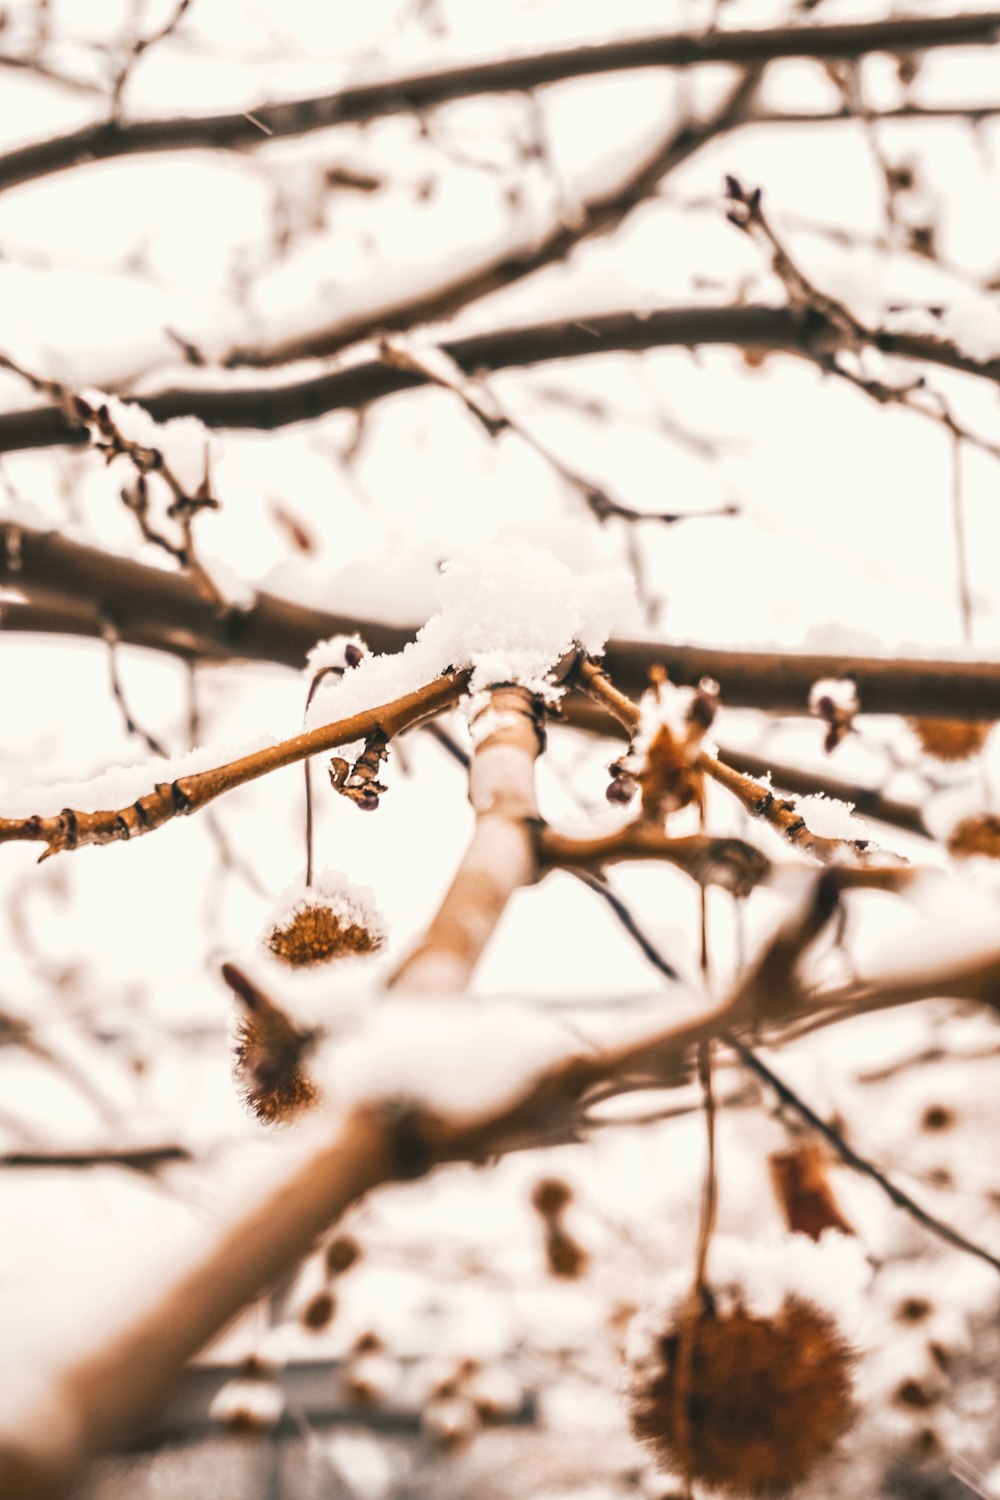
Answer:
628, 1297, 854, 1496
301, 1290, 336, 1332
531, 1177, 572, 1217
545, 1228, 588, 1280
422, 1394, 480, 1449
769, 1143, 853, 1241
947, 815, 1000, 860
224, 964, 318, 1125
266, 899, 380, 967
911, 717, 991, 762
920, 1105, 956, 1132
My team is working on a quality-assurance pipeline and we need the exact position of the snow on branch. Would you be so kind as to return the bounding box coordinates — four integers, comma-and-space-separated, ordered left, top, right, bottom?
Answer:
0, 13, 995, 194
6, 306, 1000, 459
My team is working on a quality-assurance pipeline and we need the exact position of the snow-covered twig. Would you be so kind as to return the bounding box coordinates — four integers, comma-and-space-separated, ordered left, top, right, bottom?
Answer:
0, 672, 468, 860
0, 13, 995, 194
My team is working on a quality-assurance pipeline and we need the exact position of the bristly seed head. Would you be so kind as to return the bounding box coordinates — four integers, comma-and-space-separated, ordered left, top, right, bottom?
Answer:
265, 899, 382, 967
225, 965, 319, 1125
911, 717, 991, 763
627, 1296, 854, 1496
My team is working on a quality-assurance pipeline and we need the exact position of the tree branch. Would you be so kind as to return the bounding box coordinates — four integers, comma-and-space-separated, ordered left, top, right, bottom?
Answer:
5, 527, 1000, 719
0, 671, 467, 859
391, 685, 545, 993
0, 12, 995, 194
0, 879, 848, 1498
3, 306, 998, 455
223, 72, 761, 368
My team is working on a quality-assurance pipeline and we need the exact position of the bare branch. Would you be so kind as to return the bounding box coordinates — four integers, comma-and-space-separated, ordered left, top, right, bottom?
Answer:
0, 13, 995, 194
5, 305, 1000, 458
0, 671, 467, 860
5, 526, 1000, 719
391, 685, 545, 993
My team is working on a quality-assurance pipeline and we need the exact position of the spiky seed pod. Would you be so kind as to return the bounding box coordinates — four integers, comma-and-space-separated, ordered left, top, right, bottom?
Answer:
911, 718, 992, 762
225, 965, 318, 1124
628, 1297, 854, 1496
947, 814, 1000, 860
265, 898, 381, 967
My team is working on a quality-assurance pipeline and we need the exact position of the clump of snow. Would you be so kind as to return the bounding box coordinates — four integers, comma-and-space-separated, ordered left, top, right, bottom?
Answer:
885, 299, 1000, 364
0, 732, 277, 819
793, 793, 872, 843
264, 867, 385, 949
314, 997, 580, 1118
852, 869, 1000, 991
208, 1376, 285, 1428
306, 633, 369, 677
809, 677, 859, 717
306, 540, 633, 727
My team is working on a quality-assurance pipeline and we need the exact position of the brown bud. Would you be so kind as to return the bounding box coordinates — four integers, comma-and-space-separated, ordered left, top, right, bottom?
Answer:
325, 1235, 361, 1278
301, 1290, 336, 1332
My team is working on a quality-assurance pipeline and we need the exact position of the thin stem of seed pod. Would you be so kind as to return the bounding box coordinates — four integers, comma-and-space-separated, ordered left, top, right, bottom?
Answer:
951, 429, 973, 645
303, 667, 338, 887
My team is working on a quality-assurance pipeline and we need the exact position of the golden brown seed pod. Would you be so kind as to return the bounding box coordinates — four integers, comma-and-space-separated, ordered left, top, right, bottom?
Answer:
224, 963, 318, 1125
628, 1296, 854, 1496
265, 899, 381, 967
910, 718, 991, 763
947, 814, 1000, 860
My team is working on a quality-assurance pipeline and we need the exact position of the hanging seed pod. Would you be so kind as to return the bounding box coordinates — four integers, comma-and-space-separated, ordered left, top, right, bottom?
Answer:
947, 815, 1000, 860
224, 963, 318, 1124
627, 1296, 854, 1496
264, 873, 384, 968
910, 718, 991, 763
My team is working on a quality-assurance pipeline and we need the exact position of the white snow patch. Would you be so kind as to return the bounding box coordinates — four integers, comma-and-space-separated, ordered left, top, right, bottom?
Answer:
306, 540, 633, 727
794, 793, 871, 843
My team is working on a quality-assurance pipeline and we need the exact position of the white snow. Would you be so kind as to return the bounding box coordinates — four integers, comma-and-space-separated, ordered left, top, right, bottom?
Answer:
809, 677, 859, 718
306, 539, 633, 727
793, 793, 872, 843
264, 867, 385, 950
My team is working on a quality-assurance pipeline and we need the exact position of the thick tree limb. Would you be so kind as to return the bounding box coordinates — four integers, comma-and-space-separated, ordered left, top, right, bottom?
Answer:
391, 685, 545, 992
3, 306, 998, 456
4, 527, 1000, 718
0, 13, 995, 195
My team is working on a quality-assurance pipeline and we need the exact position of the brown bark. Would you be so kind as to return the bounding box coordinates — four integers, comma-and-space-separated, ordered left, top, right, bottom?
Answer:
0, 13, 995, 194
